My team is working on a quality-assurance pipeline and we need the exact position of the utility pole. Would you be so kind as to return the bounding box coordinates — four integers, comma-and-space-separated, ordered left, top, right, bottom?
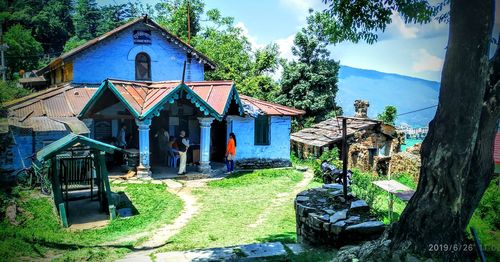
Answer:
342, 118, 348, 200
0, 24, 8, 81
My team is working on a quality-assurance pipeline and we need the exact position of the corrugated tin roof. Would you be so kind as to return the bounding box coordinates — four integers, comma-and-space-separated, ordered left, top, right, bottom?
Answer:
6, 80, 304, 133
82, 79, 241, 120
37, 17, 216, 75
291, 117, 381, 147
5, 83, 97, 133
239, 95, 305, 116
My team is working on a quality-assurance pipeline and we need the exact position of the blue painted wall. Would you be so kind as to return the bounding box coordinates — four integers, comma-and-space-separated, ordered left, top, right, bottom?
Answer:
72, 23, 204, 84
5, 131, 69, 171
229, 116, 291, 160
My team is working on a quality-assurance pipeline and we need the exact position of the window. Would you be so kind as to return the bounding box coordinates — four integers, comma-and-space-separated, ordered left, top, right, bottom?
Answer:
254, 116, 270, 145
135, 52, 151, 81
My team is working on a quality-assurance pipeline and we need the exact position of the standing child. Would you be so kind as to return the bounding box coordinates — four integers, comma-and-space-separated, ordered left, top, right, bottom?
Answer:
225, 132, 237, 173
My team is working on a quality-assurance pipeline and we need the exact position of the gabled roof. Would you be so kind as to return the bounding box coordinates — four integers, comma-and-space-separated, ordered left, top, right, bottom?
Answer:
36, 133, 122, 162
291, 117, 382, 148
79, 79, 244, 121
239, 95, 305, 116
37, 16, 216, 75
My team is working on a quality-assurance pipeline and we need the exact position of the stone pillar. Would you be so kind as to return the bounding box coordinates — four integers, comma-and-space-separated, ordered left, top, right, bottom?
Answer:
135, 118, 152, 178
198, 117, 214, 173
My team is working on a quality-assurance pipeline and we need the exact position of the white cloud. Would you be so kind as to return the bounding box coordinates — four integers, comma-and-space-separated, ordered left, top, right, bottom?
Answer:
279, 0, 324, 21
275, 34, 296, 61
387, 12, 420, 39
235, 21, 265, 50
412, 49, 444, 72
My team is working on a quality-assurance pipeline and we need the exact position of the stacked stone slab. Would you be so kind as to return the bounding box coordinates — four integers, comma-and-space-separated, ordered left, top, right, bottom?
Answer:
295, 184, 385, 246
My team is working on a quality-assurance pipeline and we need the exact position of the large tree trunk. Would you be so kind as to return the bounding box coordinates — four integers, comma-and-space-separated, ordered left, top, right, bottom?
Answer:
388, 0, 497, 259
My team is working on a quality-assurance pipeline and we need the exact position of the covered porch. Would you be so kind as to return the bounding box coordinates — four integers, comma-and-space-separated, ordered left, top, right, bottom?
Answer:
79, 79, 244, 178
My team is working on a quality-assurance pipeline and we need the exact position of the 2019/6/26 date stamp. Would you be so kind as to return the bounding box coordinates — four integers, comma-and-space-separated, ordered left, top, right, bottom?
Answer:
428, 243, 499, 253
428, 243, 474, 253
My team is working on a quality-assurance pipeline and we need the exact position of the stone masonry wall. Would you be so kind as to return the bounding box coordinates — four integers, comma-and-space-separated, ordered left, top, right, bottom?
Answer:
295, 184, 385, 247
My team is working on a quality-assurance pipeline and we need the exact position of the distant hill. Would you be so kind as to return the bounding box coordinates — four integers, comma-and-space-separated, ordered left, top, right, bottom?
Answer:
337, 65, 440, 127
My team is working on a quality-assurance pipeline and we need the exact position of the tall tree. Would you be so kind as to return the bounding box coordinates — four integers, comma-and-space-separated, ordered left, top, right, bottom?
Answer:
0, 0, 73, 54
321, 0, 498, 259
73, 0, 100, 40
4, 24, 43, 76
97, 4, 135, 35
194, 8, 280, 100
155, 0, 204, 42
277, 11, 340, 124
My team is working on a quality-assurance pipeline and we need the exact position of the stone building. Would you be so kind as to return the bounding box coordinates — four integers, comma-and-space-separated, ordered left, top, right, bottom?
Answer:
291, 100, 404, 174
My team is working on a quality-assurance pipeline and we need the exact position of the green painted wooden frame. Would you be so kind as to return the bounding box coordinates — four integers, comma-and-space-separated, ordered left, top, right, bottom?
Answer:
80, 79, 245, 121
79, 80, 142, 119
36, 133, 123, 162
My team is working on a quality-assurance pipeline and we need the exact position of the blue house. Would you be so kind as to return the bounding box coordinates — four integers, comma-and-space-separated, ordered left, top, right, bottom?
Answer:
3, 17, 304, 176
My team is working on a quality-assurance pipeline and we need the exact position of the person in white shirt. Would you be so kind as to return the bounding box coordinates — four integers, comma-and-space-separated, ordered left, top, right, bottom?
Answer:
117, 125, 127, 148
177, 130, 189, 175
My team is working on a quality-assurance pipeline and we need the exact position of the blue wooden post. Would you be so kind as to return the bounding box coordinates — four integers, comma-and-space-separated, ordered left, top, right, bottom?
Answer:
198, 117, 214, 173
135, 118, 152, 178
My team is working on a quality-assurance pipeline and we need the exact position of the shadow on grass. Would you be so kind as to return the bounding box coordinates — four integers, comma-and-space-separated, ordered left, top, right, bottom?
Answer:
19, 235, 172, 253
256, 232, 297, 244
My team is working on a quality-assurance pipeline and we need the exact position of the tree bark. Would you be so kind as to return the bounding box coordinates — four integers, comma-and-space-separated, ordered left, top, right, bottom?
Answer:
388, 0, 497, 259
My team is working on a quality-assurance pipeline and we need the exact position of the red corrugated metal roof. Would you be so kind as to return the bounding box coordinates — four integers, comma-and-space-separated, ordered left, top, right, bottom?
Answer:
105, 79, 235, 117
239, 94, 305, 116
494, 132, 500, 164
6, 80, 304, 133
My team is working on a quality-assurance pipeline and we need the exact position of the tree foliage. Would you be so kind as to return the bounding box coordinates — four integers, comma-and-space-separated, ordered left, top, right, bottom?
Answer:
0, 0, 74, 54
377, 105, 397, 125
277, 11, 340, 124
321, 0, 446, 44
155, 0, 204, 43
3, 24, 43, 74
192, 8, 280, 100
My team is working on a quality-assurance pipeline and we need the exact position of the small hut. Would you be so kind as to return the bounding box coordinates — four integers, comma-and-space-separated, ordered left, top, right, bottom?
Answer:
35, 133, 122, 227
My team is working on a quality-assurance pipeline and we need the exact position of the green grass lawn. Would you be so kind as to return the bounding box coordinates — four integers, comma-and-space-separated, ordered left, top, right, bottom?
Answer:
157, 169, 305, 253
0, 183, 183, 261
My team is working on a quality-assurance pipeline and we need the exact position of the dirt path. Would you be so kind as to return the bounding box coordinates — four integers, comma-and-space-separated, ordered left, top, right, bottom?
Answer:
248, 170, 314, 228
116, 179, 206, 262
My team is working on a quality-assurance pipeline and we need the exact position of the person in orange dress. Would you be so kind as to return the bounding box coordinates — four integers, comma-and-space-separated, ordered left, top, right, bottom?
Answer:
225, 132, 237, 173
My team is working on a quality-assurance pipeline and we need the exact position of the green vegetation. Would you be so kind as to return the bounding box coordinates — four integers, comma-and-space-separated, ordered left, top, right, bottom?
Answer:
377, 105, 398, 125
351, 170, 499, 259
157, 169, 304, 252
0, 183, 183, 261
277, 11, 341, 128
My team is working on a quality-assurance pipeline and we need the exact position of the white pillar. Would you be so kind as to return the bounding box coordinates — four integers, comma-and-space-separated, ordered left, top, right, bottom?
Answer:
198, 117, 214, 173
136, 118, 152, 178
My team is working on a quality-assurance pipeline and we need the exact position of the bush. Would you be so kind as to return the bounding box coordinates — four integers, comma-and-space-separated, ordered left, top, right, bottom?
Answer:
312, 148, 341, 181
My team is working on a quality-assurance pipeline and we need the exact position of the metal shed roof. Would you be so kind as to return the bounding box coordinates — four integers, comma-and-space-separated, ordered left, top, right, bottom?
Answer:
36, 133, 122, 162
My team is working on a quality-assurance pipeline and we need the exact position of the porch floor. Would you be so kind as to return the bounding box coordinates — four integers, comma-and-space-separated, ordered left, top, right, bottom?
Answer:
109, 162, 227, 180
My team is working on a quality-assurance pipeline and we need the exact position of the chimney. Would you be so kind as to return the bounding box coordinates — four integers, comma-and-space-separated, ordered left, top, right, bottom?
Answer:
354, 100, 369, 118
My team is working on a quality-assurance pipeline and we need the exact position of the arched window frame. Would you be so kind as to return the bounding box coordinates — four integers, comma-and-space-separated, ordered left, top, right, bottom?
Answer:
135, 52, 151, 81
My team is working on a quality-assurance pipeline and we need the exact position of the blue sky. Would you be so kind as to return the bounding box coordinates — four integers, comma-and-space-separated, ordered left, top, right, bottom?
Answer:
98, 0, 500, 82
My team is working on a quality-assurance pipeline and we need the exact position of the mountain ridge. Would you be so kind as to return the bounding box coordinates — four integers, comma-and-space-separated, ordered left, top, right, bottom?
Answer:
337, 65, 440, 127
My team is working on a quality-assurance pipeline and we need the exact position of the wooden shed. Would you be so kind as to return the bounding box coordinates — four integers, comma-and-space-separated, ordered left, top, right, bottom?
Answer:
35, 133, 122, 227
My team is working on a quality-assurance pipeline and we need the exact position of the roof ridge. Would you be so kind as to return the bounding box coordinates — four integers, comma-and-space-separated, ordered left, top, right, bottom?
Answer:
6, 84, 73, 109
37, 17, 216, 75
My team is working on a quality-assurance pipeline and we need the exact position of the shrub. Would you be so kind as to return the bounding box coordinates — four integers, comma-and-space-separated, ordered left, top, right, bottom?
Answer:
312, 148, 341, 181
